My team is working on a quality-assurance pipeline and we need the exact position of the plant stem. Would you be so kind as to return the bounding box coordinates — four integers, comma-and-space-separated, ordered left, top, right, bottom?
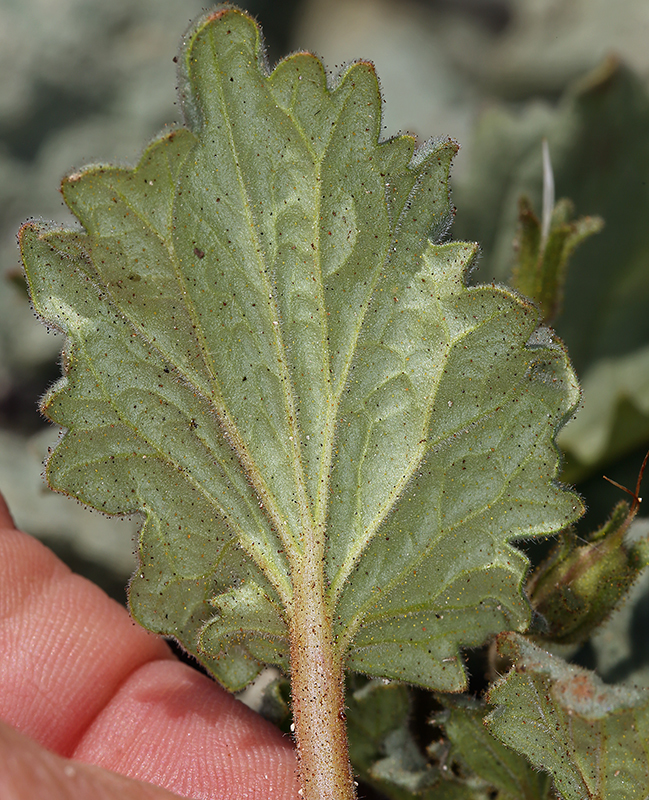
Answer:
290, 548, 355, 800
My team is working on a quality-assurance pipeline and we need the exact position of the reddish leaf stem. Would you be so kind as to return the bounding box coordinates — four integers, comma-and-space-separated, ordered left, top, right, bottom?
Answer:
289, 547, 355, 800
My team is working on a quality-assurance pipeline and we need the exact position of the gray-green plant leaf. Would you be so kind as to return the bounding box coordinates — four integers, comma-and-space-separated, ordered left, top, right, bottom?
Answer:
455, 57, 649, 378
345, 680, 549, 800
558, 342, 649, 480
486, 633, 649, 800
435, 696, 553, 800
511, 195, 603, 326
20, 8, 582, 693
346, 678, 438, 799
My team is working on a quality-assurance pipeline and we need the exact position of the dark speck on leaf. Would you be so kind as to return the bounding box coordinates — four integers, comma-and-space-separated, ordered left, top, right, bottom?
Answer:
194, 247, 205, 259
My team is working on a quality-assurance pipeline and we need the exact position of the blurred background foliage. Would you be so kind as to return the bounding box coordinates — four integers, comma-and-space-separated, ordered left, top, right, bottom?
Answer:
2, 0, 649, 691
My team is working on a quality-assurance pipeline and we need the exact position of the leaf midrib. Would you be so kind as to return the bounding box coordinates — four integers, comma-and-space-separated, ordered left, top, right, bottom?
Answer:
272, 67, 333, 532
205, 24, 320, 570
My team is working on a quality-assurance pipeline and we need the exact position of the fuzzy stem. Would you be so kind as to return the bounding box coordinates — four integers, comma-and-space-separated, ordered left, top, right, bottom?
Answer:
290, 549, 355, 800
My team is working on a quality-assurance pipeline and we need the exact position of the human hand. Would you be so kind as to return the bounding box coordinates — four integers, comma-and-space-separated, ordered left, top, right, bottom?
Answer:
0, 493, 300, 799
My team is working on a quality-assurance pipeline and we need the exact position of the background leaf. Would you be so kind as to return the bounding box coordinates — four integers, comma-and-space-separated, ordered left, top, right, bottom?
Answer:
557, 343, 649, 474
486, 633, 649, 800
456, 57, 649, 375
434, 696, 553, 800
346, 678, 438, 799
453, 58, 649, 497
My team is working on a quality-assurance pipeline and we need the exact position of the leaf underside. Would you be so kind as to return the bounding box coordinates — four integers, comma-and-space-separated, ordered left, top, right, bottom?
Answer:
20, 8, 582, 692
487, 633, 649, 800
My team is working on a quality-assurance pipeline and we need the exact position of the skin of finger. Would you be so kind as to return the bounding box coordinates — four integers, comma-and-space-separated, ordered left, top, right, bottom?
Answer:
0, 719, 184, 800
0, 518, 300, 798
0, 526, 173, 755
74, 659, 301, 800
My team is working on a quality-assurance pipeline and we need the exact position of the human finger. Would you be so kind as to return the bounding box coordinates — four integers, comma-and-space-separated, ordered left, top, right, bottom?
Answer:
0, 718, 183, 800
0, 507, 299, 799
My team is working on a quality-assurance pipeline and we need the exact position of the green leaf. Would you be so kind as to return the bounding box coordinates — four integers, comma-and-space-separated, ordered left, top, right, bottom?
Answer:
346, 682, 551, 800
436, 696, 553, 800
347, 678, 438, 799
20, 8, 582, 694
511, 195, 603, 326
346, 678, 411, 775
258, 674, 292, 732
557, 343, 649, 480
455, 57, 649, 377
486, 633, 649, 800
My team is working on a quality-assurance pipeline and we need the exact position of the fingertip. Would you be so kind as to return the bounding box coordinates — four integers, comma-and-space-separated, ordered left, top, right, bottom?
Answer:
0, 490, 16, 530
0, 527, 173, 755
74, 660, 301, 799
0, 719, 183, 800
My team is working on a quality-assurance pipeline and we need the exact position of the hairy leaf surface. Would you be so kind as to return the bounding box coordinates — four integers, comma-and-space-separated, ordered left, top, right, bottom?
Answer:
487, 633, 649, 800
20, 8, 581, 692
435, 696, 552, 800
